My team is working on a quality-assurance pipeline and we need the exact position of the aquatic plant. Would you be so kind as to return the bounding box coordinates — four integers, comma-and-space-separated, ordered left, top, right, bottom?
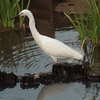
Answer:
0, 0, 31, 28
64, 0, 100, 48
18, 0, 31, 27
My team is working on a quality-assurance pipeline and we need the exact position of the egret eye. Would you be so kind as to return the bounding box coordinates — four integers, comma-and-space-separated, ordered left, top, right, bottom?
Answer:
20, 13, 23, 16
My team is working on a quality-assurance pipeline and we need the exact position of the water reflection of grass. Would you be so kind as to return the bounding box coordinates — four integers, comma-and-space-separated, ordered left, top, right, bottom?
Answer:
84, 44, 100, 67
0, 30, 35, 71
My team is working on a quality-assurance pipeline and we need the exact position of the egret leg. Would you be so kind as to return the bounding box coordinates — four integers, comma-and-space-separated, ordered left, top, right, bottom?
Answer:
50, 56, 57, 63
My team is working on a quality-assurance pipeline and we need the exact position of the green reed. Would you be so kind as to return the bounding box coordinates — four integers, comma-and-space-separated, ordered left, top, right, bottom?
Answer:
0, 0, 31, 28
64, 0, 100, 47
0, 0, 19, 28
18, 0, 31, 27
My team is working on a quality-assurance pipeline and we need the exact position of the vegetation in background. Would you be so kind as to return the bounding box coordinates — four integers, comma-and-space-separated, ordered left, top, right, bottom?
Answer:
18, 0, 31, 27
0, 0, 31, 28
64, 0, 100, 48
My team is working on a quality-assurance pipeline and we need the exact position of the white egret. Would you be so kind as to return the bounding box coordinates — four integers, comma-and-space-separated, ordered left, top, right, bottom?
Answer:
10, 9, 83, 63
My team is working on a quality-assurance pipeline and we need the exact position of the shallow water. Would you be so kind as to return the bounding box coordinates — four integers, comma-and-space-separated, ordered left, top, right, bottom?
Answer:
0, 28, 100, 100
0, 0, 100, 99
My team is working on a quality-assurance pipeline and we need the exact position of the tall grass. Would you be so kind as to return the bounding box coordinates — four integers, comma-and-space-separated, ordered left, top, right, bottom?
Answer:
0, 0, 19, 28
0, 0, 31, 28
18, 0, 31, 27
64, 0, 100, 47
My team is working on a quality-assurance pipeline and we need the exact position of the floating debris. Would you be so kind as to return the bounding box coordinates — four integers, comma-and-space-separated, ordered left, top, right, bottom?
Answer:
0, 72, 18, 83
52, 62, 89, 80
0, 62, 100, 89
88, 70, 100, 81
0, 72, 18, 91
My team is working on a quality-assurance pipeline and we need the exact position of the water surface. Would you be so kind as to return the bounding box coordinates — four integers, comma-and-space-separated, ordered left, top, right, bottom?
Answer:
0, 28, 100, 100
0, 0, 100, 99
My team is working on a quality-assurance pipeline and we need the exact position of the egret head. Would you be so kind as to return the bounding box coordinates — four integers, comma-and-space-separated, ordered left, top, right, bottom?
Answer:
19, 9, 31, 16
9, 9, 32, 20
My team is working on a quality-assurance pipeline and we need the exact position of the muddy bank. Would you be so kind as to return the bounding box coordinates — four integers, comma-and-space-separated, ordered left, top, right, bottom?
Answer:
54, 0, 100, 13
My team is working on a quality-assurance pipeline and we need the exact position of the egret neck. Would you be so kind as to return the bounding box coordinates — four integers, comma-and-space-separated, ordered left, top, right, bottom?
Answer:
28, 13, 42, 46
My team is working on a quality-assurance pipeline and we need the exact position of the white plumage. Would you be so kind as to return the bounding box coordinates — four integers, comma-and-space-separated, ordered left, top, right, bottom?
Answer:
10, 9, 83, 63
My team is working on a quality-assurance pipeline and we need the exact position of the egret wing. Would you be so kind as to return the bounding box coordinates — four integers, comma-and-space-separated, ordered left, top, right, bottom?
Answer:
41, 37, 75, 59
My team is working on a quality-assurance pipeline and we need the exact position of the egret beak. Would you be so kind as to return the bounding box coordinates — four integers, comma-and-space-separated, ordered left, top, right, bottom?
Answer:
9, 14, 20, 20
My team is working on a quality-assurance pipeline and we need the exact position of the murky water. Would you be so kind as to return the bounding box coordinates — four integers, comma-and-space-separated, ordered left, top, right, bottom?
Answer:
0, 27, 100, 100
0, 1, 100, 100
